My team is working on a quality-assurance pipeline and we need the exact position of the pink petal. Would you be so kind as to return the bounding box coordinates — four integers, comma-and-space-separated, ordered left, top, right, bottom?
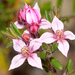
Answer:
13, 39, 26, 52
64, 31, 75, 40
14, 21, 25, 29
52, 16, 64, 32
26, 9, 33, 24
39, 19, 52, 29
9, 54, 26, 70
29, 39, 42, 52
23, 30, 30, 34
40, 32, 56, 44
33, 2, 41, 20
23, 3, 29, 20
27, 53, 43, 70
57, 40, 69, 57
30, 9, 39, 23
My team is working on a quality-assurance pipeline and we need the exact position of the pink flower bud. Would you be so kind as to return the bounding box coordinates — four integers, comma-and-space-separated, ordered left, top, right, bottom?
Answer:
30, 23, 39, 33
18, 8, 23, 21
22, 33, 30, 41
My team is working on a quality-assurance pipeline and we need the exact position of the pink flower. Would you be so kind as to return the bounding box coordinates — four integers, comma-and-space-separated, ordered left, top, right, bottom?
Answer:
9, 39, 43, 70
39, 16, 75, 57
15, 2, 51, 33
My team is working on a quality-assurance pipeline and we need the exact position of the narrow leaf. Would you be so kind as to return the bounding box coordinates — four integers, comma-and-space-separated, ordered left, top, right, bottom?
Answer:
6, 42, 13, 48
50, 57, 62, 70
1, 31, 15, 39
65, 59, 72, 71
9, 28, 18, 39
45, 11, 52, 22
38, 52, 46, 58
11, 22, 21, 36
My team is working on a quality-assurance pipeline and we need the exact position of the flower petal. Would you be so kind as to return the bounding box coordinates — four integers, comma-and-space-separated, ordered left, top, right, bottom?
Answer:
33, 2, 41, 20
27, 53, 43, 70
29, 39, 42, 52
26, 9, 33, 24
14, 21, 25, 29
57, 40, 69, 57
13, 39, 26, 52
39, 19, 52, 29
52, 16, 64, 32
9, 54, 26, 70
64, 31, 75, 40
30, 9, 39, 23
23, 30, 30, 34
40, 32, 56, 44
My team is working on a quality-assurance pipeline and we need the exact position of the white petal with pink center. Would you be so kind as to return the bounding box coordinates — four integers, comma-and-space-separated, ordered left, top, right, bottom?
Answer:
9, 54, 26, 70
57, 40, 69, 57
30, 9, 39, 24
40, 32, 56, 44
29, 39, 42, 52
52, 16, 64, 33
13, 39, 26, 52
26, 9, 33, 24
64, 31, 75, 40
9, 39, 43, 70
33, 2, 41, 20
39, 19, 52, 29
27, 53, 43, 70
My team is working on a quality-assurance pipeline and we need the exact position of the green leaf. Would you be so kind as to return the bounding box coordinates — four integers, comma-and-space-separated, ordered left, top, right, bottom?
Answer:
50, 57, 62, 70
1, 31, 15, 39
11, 22, 21, 36
9, 28, 18, 39
38, 52, 46, 58
73, 0, 75, 14
45, 11, 52, 22
52, 43, 58, 53
6, 42, 13, 48
42, 43, 48, 50
56, 0, 63, 7
69, 70, 75, 75
65, 59, 72, 71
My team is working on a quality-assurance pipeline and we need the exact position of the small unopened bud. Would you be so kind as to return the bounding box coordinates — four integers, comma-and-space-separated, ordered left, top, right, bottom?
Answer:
30, 23, 39, 33
18, 8, 23, 21
22, 33, 30, 41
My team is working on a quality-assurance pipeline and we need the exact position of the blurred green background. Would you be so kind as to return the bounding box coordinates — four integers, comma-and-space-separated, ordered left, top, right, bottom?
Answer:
0, 0, 75, 75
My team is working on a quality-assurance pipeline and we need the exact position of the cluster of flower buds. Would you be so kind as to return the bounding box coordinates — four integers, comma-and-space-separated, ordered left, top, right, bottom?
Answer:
8, 2, 75, 71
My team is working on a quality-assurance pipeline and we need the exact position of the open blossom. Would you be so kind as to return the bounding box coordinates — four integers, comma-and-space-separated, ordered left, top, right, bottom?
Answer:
9, 39, 43, 70
39, 16, 75, 57
15, 2, 51, 33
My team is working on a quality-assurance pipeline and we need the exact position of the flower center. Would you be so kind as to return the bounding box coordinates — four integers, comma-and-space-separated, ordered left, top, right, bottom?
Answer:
54, 30, 65, 41
21, 46, 31, 57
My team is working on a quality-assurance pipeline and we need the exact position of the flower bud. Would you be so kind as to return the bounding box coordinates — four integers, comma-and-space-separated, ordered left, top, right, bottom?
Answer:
18, 8, 23, 21
30, 23, 39, 33
22, 33, 30, 41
